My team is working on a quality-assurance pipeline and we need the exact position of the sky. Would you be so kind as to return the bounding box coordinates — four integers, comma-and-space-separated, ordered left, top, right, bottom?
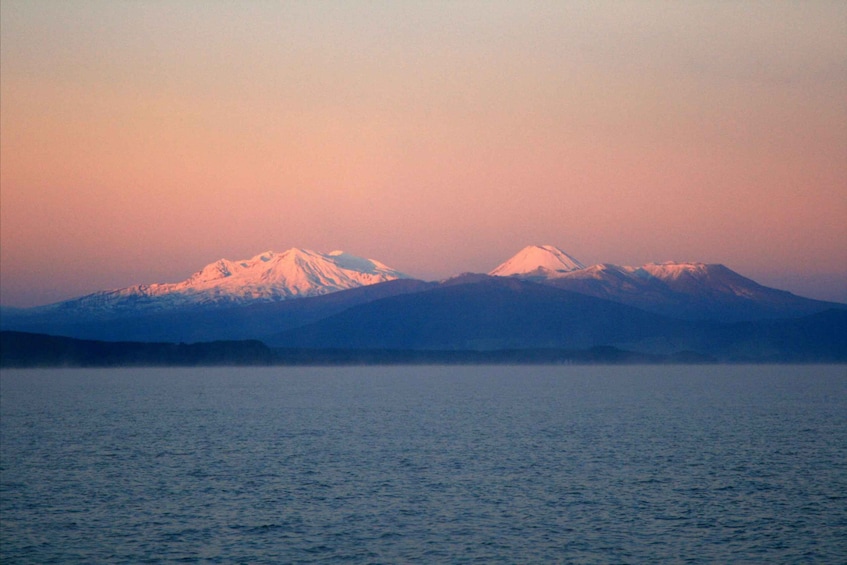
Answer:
1, 0, 845, 307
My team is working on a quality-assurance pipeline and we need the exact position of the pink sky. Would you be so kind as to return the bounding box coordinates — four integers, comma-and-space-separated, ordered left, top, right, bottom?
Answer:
1, 1, 846, 307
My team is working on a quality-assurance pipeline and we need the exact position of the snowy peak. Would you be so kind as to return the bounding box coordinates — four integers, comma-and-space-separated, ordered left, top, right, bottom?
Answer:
554, 261, 762, 295
489, 245, 585, 277
186, 258, 239, 284
174, 248, 408, 301
526, 258, 835, 321
640, 261, 713, 281
52, 248, 409, 313
636, 261, 769, 298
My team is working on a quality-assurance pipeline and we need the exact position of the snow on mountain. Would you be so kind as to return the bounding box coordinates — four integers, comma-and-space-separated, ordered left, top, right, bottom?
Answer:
546, 261, 766, 298
529, 259, 840, 321
490, 247, 766, 299
635, 262, 785, 300
9, 244, 840, 334
165, 248, 406, 299
553, 261, 772, 298
40, 248, 409, 314
489, 245, 585, 277
485, 247, 842, 320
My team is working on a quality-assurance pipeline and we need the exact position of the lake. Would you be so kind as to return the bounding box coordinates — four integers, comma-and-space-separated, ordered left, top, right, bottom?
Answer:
1, 365, 845, 563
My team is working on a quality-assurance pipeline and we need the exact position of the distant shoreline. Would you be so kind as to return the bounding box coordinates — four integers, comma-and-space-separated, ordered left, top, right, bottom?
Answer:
3, 331, 845, 368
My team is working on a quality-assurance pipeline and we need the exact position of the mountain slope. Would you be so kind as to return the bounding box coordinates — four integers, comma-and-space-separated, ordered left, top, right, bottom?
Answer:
269, 275, 693, 351
4, 248, 408, 319
541, 262, 841, 321
3, 244, 842, 351
267, 276, 847, 361
1, 279, 434, 343
487, 246, 842, 321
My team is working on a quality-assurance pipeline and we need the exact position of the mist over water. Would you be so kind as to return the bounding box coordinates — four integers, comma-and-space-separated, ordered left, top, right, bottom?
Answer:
2, 365, 845, 563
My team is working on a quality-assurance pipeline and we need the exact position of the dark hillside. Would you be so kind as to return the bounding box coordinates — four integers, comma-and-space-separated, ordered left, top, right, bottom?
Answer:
1, 331, 275, 367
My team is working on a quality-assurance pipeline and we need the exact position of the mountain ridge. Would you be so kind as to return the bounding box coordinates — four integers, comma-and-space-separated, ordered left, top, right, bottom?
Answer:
265, 275, 847, 362
19, 248, 409, 316
489, 247, 840, 321
2, 245, 843, 348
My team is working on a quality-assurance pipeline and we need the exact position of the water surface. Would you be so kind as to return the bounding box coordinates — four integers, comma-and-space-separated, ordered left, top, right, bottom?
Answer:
2, 365, 845, 563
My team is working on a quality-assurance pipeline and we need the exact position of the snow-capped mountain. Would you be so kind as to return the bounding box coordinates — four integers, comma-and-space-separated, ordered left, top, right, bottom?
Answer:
171, 248, 407, 301
551, 261, 770, 295
34, 248, 409, 315
3, 244, 842, 345
489, 245, 585, 277
489, 246, 838, 321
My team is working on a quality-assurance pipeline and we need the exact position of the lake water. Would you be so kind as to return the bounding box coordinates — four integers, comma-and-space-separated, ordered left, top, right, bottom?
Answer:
1, 365, 845, 563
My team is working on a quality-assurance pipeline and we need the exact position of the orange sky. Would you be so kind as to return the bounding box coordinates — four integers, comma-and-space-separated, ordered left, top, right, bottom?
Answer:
1, 1, 846, 306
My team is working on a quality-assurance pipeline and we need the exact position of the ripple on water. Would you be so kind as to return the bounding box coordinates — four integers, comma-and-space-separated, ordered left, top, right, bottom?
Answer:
1, 365, 846, 563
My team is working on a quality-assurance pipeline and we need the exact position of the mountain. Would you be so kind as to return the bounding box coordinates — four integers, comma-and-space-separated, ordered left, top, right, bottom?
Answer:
4, 248, 408, 320
269, 275, 691, 351
2, 279, 434, 343
489, 247, 842, 322
267, 275, 847, 362
489, 245, 585, 277
4, 279, 845, 364
2, 244, 843, 356
96, 248, 407, 308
